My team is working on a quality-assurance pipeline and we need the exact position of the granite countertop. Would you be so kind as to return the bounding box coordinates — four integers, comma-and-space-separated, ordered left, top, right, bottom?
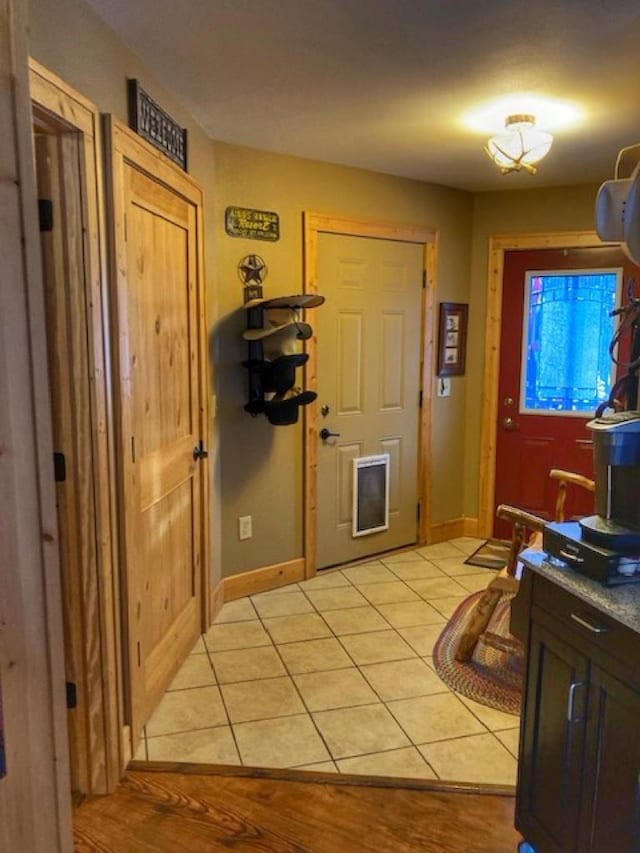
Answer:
520, 547, 640, 635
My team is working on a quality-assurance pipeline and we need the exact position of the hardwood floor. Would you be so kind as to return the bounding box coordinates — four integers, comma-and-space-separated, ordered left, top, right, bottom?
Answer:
73, 767, 521, 852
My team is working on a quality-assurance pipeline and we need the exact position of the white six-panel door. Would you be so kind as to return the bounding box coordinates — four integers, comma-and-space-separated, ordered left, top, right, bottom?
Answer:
316, 233, 423, 568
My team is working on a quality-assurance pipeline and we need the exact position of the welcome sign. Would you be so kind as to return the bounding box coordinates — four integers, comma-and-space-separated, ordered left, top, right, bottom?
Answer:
128, 79, 188, 171
225, 206, 280, 241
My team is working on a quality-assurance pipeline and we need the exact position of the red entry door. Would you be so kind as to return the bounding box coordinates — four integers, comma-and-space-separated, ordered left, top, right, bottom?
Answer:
494, 246, 635, 538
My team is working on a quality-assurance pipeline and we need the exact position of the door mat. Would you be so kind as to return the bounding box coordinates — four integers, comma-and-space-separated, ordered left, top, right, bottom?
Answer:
464, 538, 511, 570
433, 591, 523, 715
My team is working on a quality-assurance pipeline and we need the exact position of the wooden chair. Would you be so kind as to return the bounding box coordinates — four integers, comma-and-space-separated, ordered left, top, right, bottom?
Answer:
549, 468, 596, 523
454, 469, 595, 663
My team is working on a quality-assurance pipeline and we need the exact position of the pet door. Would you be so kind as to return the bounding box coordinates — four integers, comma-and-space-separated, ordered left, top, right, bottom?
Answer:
352, 454, 390, 537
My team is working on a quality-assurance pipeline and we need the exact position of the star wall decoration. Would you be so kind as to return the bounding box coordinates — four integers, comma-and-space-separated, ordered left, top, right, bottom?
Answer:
238, 254, 268, 285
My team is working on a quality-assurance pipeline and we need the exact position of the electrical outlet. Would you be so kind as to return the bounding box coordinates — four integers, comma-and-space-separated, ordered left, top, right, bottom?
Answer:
238, 515, 252, 540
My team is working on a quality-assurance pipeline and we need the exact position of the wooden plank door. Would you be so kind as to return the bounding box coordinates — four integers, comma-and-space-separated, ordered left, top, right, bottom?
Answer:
316, 233, 423, 568
494, 246, 635, 537
106, 119, 208, 742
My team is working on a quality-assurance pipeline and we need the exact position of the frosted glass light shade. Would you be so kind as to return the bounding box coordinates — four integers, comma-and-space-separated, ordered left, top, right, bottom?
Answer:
486, 114, 553, 174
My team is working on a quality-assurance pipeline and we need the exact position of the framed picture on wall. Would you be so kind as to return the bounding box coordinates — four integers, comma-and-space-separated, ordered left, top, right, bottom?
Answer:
437, 302, 468, 376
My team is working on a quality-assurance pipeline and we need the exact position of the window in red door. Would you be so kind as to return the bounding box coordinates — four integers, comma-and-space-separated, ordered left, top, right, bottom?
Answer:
521, 268, 621, 415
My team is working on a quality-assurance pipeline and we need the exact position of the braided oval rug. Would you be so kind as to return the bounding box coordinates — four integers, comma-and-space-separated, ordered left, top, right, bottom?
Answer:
433, 591, 523, 716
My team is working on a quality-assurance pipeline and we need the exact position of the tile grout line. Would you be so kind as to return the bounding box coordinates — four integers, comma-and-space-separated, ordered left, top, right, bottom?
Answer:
205, 638, 247, 767
197, 538, 512, 780
489, 728, 520, 759
453, 693, 520, 740
145, 543, 476, 747
346, 652, 442, 780
487, 728, 520, 759
250, 572, 441, 775
209, 619, 333, 756
262, 617, 345, 771
290, 581, 445, 777
293, 577, 404, 668
313, 551, 511, 777
295, 561, 454, 649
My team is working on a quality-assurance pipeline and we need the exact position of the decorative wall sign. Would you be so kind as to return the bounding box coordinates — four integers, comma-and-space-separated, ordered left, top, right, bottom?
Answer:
225, 206, 280, 241
128, 79, 188, 170
437, 302, 468, 376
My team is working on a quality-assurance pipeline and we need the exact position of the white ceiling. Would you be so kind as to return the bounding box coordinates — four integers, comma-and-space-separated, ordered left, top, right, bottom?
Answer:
86, 0, 640, 191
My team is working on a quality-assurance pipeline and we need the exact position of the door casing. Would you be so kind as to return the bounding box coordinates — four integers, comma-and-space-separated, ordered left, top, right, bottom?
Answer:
477, 230, 612, 536
26, 63, 211, 793
30, 59, 122, 795
1, 8, 72, 846
303, 213, 438, 576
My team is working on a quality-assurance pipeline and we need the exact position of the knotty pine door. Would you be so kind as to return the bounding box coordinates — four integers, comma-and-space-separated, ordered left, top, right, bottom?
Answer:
106, 119, 208, 743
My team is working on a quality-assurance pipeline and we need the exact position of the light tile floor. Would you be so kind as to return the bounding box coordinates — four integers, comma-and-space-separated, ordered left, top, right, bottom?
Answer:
136, 537, 519, 786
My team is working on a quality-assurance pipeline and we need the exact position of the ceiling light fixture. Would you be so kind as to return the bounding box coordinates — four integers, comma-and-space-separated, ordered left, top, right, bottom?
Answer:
485, 114, 553, 175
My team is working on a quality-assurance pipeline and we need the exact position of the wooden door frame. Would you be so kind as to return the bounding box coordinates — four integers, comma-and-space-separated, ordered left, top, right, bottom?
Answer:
104, 117, 211, 737
477, 230, 607, 535
0, 4, 72, 848
29, 60, 123, 793
303, 213, 438, 576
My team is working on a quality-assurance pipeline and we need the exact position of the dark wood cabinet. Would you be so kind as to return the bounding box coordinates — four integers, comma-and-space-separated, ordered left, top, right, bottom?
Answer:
578, 665, 640, 852
518, 620, 587, 852
515, 571, 640, 853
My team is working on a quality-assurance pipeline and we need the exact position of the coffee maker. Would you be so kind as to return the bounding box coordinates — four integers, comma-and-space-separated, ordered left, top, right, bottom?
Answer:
580, 412, 640, 549
543, 412, 640, 585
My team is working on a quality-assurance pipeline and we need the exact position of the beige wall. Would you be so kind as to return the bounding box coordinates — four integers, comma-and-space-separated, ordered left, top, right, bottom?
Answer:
463, 184, 601, 520
28, 0, 475, 581
214, 143, 473, 575
32, 0, 602, 578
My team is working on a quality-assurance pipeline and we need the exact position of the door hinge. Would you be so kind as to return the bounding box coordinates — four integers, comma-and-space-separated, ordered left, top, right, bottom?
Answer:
124, 212, 128, 242
193, 439, 209, 461
422, 270, 427, 289
38, 199, 53, 232
131, 435, 136, 463
66, 681, 77, 709
419, 389, 423, 408
53, 451, 66, 482
416, 502, 421, 522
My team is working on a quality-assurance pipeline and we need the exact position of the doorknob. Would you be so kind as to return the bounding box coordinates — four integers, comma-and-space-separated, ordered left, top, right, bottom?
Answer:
319, 428, 341, 441
502, 416, 518, 431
